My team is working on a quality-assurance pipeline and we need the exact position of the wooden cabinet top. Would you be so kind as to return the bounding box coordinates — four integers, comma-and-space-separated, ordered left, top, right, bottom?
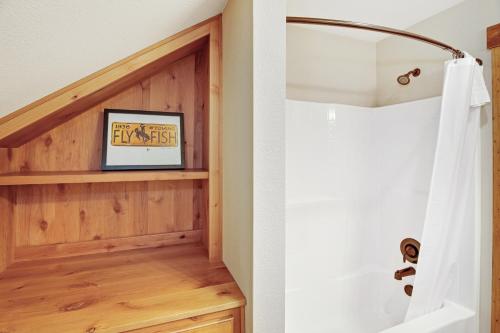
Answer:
0, 243, 245, 333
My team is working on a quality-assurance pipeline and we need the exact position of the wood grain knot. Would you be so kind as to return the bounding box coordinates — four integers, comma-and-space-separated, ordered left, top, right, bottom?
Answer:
151, 196, 163, 203
59, 299, 96, 312
93, 235, 102, 240
72, 94, 78, 100
179, 234, 186, 239
113, 199, 122, 214
69, 282, 98, 289
79, 209, 86, 221
12, 284, 25, 291
44, 135, 53, 147
20, 161, 30, 172
118, 301, 142, 310
217, 290, 232, 296
39, 220, 48, 231
105, 244, 116, 251
86, 327, 96, 333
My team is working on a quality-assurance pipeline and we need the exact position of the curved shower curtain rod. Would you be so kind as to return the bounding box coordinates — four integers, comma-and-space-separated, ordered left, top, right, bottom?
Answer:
287, 16, 483, 65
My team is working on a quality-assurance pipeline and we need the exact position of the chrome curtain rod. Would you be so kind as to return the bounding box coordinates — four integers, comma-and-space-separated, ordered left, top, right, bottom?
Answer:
287, 16, 483, 65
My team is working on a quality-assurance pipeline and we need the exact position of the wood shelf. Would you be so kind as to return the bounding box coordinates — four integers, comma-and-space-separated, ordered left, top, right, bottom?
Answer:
0, 169, 208, 186
0, 244, 245, 333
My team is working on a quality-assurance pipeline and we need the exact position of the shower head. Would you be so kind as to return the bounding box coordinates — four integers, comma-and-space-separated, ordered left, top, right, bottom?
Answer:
397, 68, 421, 85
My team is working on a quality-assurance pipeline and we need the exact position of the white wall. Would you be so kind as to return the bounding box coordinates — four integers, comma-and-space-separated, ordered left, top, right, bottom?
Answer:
222, 1, 253, 332
0, 0, 226, 117
376, 0, 499, 106
376, 1, 500, 331
223, 2, 287, 332
287, 25, 377, 107
253, 0, 287, 332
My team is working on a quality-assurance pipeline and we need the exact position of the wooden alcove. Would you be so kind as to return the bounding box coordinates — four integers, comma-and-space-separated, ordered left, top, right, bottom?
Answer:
0, 15, 245, 333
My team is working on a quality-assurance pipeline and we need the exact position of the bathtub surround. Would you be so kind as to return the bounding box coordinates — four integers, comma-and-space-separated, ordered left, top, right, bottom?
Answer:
286, 2, 499, 331
286, 98, 442, 332
406, 57, 490, 326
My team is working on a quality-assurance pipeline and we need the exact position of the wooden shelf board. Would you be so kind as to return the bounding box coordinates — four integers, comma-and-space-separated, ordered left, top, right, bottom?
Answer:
0, 243, 245, 333
0, 169, 209, 185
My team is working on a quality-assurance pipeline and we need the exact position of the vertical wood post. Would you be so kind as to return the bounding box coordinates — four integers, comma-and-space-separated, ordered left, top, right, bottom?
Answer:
208, 16, 223, 262
0, 188, 13, 272
489, 22, 500, 332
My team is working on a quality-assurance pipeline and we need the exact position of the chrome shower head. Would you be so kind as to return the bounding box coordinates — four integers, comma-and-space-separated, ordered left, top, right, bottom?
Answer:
397, 68, 421, 85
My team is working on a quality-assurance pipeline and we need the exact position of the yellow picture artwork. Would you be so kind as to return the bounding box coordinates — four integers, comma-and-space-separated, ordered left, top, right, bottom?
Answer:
111, 122, 178, 147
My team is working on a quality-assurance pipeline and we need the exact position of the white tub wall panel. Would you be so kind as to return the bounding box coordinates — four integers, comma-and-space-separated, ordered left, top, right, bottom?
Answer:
286, 101, 373, 204
286, 98, 441, 274
285, 97, 471, 332
373, 99, 441, 274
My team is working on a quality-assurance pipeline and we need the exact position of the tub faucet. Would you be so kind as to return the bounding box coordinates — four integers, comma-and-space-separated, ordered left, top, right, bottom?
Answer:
394, 267, 416, 280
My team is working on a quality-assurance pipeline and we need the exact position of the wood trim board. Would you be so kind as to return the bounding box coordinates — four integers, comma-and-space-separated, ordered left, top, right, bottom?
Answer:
489, 24, 500, 50
208, 19, 223, 263
0, 170, 208, 186
489, 22, 500, 333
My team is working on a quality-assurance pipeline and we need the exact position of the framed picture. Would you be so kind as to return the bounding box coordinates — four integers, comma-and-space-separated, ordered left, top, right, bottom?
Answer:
101, 109, 185, 170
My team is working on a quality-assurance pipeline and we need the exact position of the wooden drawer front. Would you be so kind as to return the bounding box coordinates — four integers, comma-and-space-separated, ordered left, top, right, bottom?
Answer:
127, 318, 233, 333
125, 308, 243, 333
184, 318, 233, 333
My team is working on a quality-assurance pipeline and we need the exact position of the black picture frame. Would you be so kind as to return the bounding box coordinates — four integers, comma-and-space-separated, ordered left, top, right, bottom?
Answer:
101, 109, 185, 171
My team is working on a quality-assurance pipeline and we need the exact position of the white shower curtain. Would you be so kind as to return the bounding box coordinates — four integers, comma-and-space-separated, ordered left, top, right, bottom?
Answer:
405, 55, 490, 321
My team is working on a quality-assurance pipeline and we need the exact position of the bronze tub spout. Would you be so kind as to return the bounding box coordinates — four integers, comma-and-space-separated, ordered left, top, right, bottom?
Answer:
394, 267, 416, 280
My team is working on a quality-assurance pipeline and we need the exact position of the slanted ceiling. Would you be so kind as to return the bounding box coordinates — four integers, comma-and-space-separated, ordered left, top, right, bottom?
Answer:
0, 16, 220, 147
0, 0, 227, 116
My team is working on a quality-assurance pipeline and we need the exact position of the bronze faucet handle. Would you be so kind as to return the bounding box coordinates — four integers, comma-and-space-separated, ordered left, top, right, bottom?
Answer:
404, 285, 413, 296
400, 238, 420, 264
394, 266, 416, 280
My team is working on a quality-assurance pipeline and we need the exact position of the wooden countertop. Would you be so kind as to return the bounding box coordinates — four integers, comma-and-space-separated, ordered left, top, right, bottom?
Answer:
0, 244, 245, 333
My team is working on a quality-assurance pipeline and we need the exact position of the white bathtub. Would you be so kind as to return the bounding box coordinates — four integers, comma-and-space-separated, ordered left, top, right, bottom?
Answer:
285, 99, 480, 332
286, 201, 476, 333
286, 200, 412, 333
